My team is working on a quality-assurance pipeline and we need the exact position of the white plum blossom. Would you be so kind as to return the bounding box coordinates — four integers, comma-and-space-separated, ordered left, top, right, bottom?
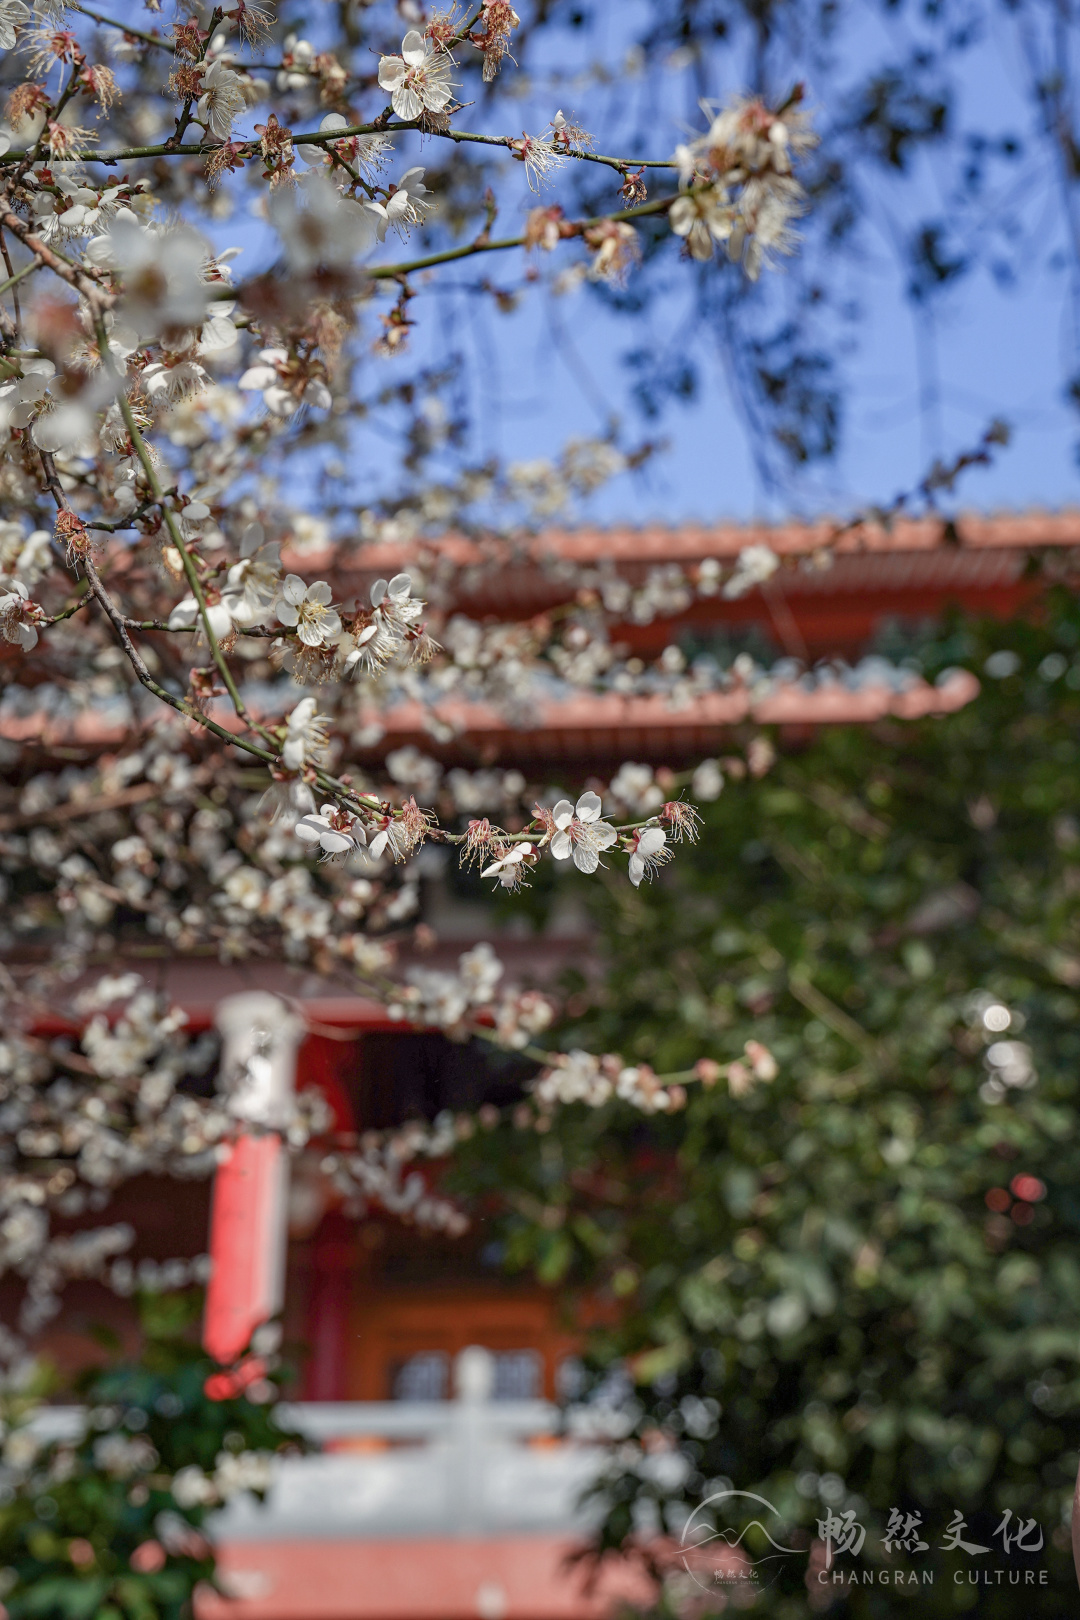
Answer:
281, 697, 330, 770
238, 348, 293, 416
341, 573, 422, 676
670, 94, 816, 276
172, 1465, 218, 1509
372, 572, 422, 625
166, 593, 235, 640
295, 805, 365, 857
107, 218, 213, 339
142, 358, 210, 404
30, 398, 98, 455
269, 175, 379, 275
378, 31, 455, 122
222, 525, 282, 625
724, 543, 780, 598
0, 580, 39, 650
368, 168, 432, 241
481, 842, 534, 889
198, 302, 240, 354
609, 762, 664, 816
276, 574, 341, 646
29, 178, 128, 244
238, 347, 331, 416
0, 0, 29, 50
340, 619, 384, 677
0, 361, 55, 432
550, 791, 618, 874
514, 133, 567, 192
220, 866, 267, 911
691, 759, 725, 801
628, 826, 670, 886
277, 32, 315, 91
669, 185, 735, 261
196, 57, 247, 140
296, 114, 393, 177
9, 529, 52, 585
534, 1050, 612, 1107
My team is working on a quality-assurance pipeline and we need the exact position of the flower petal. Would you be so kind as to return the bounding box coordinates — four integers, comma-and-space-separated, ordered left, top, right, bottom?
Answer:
391, 85, 423, 121
320, 830, 354, 854
295, 816, 328, 843
423, 81, 453, 112
378, 55, 405, 90
573, 845, 600, 874
576, 790, 603, 821
238, 365, 278, 390
167, 596, 199, 630
552, 798, 574, 828
550, 831, 572, 860
401, 29, 427, 65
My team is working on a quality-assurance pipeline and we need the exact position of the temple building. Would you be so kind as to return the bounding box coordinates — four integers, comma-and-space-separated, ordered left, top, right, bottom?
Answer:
10, 511, 1077, 1619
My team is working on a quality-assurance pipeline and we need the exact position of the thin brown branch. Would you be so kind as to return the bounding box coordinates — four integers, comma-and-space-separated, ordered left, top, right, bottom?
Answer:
0, 224, 25, 333
0, 210, 112, 305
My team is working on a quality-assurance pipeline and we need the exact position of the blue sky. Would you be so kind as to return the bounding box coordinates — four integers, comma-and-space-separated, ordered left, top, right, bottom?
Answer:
390, 0, 1080, 525
103, 0, 1080, 527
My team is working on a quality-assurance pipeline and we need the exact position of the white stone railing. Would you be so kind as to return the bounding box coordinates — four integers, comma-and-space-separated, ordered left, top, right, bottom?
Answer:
29, 1348, 629, 1541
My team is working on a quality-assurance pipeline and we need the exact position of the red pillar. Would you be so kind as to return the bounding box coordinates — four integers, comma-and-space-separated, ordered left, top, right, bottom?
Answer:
202, 993, 303, 1366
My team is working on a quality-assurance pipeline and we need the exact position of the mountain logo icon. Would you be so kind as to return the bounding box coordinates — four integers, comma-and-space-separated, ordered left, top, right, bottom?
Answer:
679, 1489, 805, 1592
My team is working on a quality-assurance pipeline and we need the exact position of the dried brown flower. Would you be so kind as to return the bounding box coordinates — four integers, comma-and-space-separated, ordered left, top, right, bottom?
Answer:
172, 19, 204, 60
168, 65, 203, 102
205, 140, 247, 189
6, 83, 49, 130
472, 0, 520, 82
54, 510, 92, 565
79, 63, 121, 110
314, 53, 348, 105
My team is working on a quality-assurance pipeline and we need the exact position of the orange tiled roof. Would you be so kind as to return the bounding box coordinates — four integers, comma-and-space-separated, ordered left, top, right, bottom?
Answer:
283, 511, 1080, 657
304, 509, 1080, 576
351, 669, 980, 763
0, 670, 980, 761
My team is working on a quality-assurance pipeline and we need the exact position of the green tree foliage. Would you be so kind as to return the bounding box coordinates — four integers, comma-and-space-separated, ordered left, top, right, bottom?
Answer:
0, 1295, 300, 1620
455, 597, 1080, 1613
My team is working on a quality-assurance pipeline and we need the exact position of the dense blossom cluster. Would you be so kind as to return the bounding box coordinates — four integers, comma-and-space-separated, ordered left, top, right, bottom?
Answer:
0, 0, 820, 1334
0, 972, 332, 1335
670, 92, 817, 277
